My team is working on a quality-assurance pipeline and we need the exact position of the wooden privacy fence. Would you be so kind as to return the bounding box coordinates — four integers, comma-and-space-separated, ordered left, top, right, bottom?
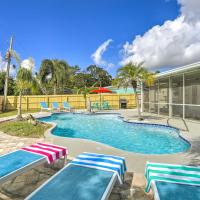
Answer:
0, 94, 136, 111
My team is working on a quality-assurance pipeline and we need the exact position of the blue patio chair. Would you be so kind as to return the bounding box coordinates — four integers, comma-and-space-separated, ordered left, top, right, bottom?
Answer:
52, 102, 61, 112
62, 102, 72, 111
26, 152, 127, 200
145, 162, 200, 200
40, 102, 51, 112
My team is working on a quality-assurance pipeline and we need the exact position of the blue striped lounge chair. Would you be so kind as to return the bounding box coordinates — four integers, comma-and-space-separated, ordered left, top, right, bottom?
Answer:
26, 152, 127, 200
145, 162, 200, 200
0, 143, 67, 184
52, 102, 61, 112
40, 102, 51, 112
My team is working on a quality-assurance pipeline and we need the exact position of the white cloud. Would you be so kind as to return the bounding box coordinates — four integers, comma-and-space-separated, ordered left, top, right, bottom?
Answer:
91, 39, 114, 69
178, 0, 200, 23
21, 58, 35, 70
121, 0, 200, 69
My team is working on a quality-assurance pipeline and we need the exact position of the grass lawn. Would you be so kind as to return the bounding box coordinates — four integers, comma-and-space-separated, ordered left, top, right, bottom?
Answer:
0, 120, 52, 138
0, 110, 39, 118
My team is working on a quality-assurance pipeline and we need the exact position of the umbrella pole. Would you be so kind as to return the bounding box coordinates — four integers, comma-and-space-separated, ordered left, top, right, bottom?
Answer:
100, 93, 101, 110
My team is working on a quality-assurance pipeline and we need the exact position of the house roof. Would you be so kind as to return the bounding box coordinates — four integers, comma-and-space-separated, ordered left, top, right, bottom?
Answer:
156, 61, 200, 78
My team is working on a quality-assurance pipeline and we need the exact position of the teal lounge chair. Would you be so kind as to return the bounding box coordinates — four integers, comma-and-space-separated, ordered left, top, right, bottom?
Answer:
0, 144, 67, 184
0, 150, 46, 184
52, 102, 61, 112
40, 102, 51, 112
26, 152, 126, 200
62, 102, 72, 111
145, 162, 200, 200
102, 101, 110, 110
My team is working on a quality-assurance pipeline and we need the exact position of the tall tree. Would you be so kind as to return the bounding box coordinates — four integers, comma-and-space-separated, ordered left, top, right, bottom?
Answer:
86, 65, 112, 87
0, 72, 15, 95
39, 59, 71, 94
73, 72, 94, 88
114, 62, 155, 119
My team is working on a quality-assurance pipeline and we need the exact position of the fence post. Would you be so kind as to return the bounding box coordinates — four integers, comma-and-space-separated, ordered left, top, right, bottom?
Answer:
47, 96, 50, 107
26, 96, 29, 111
118, 95, 120, 109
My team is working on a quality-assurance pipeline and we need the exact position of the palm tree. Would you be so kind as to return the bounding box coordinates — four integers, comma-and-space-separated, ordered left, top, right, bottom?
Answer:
114, 62, 155, 119
16, 58, 35, 120
77, 84, 97, 112
39, 59, 70, 95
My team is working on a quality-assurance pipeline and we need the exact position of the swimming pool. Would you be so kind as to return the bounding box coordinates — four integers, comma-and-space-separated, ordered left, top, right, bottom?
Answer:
40, 113, 190, 154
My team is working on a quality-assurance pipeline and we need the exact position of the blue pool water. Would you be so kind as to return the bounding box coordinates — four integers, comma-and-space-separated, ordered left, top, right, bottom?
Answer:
40, 113, 190, 154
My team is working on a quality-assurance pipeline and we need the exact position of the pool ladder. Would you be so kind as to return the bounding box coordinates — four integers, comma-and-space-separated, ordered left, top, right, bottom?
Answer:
167, 118, 189, 132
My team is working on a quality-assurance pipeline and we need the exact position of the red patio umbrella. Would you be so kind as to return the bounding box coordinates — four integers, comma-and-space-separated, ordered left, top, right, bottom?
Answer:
90, 87, 112, 93
90, 87, 112, 109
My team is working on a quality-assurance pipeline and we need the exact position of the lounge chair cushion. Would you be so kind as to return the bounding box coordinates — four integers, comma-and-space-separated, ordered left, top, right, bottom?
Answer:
0, 150, 44, 180
26, 164, 116, 200
154, 181, 200, 200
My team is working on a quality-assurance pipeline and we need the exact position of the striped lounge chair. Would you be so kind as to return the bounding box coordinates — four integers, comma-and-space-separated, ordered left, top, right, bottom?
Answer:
0, 143, 68, 184
26, 152, 127, 200
145, 162, 200, 200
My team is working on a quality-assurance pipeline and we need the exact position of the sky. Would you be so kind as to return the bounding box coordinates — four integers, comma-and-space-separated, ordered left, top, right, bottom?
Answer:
0, 0, 200, 76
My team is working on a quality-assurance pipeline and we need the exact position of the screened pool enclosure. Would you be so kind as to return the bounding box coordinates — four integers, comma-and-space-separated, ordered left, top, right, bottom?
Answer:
141, 62, 200, 120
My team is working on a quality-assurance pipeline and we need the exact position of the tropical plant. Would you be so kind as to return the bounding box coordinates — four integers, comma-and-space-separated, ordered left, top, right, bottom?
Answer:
77, 84, 98, 111
114, 62, 155, 119
39, 59, 71, 94
15, 58, 35, 119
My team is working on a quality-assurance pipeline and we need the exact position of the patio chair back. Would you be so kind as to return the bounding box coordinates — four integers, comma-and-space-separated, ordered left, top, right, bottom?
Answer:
52, 102, 59, 109
63, 102, 70, 109
40, 102, 48, 109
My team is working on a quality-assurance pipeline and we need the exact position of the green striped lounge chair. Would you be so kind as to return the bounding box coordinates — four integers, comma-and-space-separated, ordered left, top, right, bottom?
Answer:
0, 143, 68, 184
145, 162, 200, 200
26, 152, 127, 200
